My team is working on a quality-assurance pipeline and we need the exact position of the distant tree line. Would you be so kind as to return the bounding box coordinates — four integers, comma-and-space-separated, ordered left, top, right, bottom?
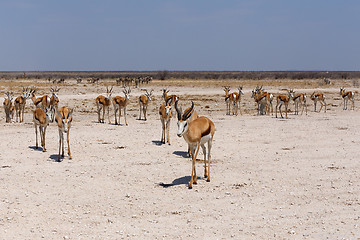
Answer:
0, 71, 359, 81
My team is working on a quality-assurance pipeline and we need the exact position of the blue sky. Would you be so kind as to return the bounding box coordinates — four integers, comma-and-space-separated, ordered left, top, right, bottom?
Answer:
0, 0, 359, 71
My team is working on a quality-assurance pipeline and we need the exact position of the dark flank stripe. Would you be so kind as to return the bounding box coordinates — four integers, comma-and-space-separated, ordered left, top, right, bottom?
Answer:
201, 125, 211, 138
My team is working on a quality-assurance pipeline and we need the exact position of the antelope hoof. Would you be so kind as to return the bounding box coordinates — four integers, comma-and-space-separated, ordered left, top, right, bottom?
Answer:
188, 185, 192, 189
206, 179, 210, 182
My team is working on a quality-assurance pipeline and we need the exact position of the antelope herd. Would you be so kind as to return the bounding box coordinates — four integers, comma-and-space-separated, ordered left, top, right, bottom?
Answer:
1, 83, 357, 189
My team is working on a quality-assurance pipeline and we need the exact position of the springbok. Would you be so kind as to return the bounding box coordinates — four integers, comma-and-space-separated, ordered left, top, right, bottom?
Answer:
162, 88, 179, 104
3, 92, 14, 123
159, 98, 172, 145
139, 89, 153, 121
256, 86, 274, 115
310, 92, 326, 113
49, 87, 60, 122
340, 87, 355, 110
33, 106, 50, 152
113, 87, 130, 125
55, 106, 73, 162
251, 88, 268, 115
14, 87, 30, 122
292, 91, 307, 115
223, 86, 231, 115
175, 100, 215, 189
30, 88, 41, 107
96, 86, 113, 123
275, 89, 294, 119
29, 88, 49, 108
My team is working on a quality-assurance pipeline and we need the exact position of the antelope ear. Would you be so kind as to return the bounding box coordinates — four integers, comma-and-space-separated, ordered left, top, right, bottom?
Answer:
55, 107, 62, 119
68, 108, 74, 118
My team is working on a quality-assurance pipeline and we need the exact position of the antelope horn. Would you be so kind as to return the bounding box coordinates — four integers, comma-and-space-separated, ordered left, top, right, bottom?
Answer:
175, 99, 182, 120
182, 101, 194, 120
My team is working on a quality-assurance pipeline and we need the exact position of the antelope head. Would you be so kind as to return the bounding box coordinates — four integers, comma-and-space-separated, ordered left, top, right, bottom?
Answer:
165, 98, 173, 115
5, 91, 14, 102
288, 89, 295, 98
175, 100, 194, 137
56, 108, 73, 133
145, 89, 153, 101
340, 87, 345, 95
51, 87, 60, 98
106, 86, 113, 99
123, 87, 131, 100
238, 86, 244, 95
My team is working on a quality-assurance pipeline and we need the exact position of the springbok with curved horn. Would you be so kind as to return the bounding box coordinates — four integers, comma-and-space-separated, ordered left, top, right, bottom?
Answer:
275, 89, 294, 119
49, 87, 60, 122
14, 87, 30, 122
162, 88, 179, 104
29, 88, 42, 107
175, 100, 215, 189
310, 92, 326, 113
55, 106, 73, 162
33, 106, 50, 151
139, 89, 153, 121
340, 87, 355, 110
159, 98, 172, 145
96, 86, 113, 123
3, 92, 14, 123
223, 86, 231, 115
113, 87, 130, 125
251, 87, 267, 115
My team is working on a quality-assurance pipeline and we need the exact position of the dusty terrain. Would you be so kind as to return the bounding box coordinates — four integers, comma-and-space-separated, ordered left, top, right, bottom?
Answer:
1, 78, 359, 239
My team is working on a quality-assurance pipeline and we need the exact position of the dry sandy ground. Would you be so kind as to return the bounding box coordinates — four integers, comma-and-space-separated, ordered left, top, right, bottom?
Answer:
1, 79, 359, 239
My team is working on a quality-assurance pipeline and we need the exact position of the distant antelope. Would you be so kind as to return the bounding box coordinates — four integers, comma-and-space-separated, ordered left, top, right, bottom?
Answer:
257, 86, 274, 115
96, 86, 113, 123
223, 86, 243, 116
310, 92, 326, 113
55, 106, 73, 162
292, 91, 307, 115
175, 100, 215, 189
340, 87, 355, 110
223, 86, 231, 115
162, 89, 179, 105
14, 87, 30, 122
49, 87, 60, 122
113, 87, 130, 125
139, 89, 153, 121
3, 91, 14, 123
159, 98, 172, 145
251, 88, 268, 115
33, 106, 50, 151
275, 89, 294, 119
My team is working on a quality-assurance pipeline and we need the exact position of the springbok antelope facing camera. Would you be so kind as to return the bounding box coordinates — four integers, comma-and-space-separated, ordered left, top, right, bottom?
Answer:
96, 86, 113, 123
159, 98, 172, 145
33, 106, 50, 152
3, 92, 14, 123
175, 100, 215, 189
340, 87, 355, 110
139, 89, 153, 121
113, 87, 130, 125
251, 87, 267, 115
55, 106, 73, 162
49, 87, 60, 122
14, 87, 30, 122
223, 86, 231, 115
